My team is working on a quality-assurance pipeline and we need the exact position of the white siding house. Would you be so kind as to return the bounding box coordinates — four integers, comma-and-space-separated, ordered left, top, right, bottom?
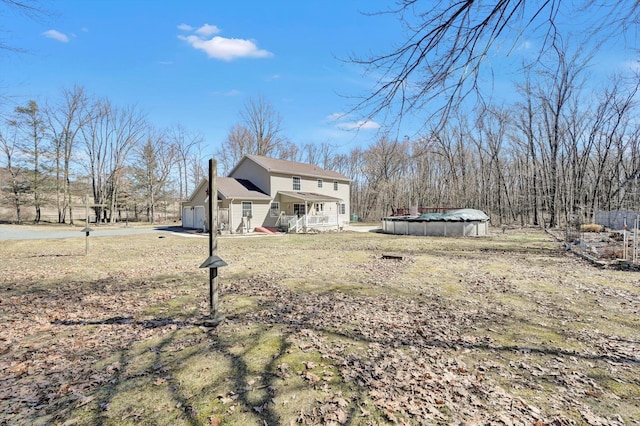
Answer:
182, 155, 351, 233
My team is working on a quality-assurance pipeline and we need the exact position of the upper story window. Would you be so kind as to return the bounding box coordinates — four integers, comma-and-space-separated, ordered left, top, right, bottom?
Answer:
333, 181, 338, 191
317, 179, 323, 188
293, 176, 301, 191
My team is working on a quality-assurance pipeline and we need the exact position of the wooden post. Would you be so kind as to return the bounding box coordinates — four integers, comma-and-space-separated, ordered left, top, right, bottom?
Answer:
209, 158, 218, 318
623, 216, 628, 261
199, 158, 227, 326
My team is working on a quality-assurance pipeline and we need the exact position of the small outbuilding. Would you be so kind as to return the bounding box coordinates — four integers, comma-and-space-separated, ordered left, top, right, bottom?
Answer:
382, 209, 490, 236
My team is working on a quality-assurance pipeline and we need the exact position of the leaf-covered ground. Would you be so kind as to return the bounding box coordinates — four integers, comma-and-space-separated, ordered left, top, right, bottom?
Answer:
0, 228, 639, 425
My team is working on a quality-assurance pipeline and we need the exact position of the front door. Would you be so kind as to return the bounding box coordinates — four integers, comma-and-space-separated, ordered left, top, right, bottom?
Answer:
293, 203, 306, 218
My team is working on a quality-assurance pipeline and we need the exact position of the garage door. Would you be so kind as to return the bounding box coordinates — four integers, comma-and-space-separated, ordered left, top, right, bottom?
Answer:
194, 206, 206, 231
182, 207, 194, 228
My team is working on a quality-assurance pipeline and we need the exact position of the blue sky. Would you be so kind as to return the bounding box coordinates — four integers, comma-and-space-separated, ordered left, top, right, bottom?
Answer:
2, 1, 639, 156
3, 1, 404, 154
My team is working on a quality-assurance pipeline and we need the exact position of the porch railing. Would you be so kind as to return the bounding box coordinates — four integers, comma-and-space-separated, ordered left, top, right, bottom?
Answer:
282, 214, 342, 233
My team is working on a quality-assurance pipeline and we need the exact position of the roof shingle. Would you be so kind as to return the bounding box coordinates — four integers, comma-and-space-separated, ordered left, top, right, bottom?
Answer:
233, 155, 350, 181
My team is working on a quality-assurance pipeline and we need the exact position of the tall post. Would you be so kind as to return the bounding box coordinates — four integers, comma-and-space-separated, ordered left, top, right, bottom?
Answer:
623, 216, 628, 261
209, 158, 218, 317
199, 158, 226, 325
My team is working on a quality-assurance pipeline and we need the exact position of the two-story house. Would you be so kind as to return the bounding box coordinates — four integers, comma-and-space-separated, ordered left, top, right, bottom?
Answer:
182, 154, 351, 233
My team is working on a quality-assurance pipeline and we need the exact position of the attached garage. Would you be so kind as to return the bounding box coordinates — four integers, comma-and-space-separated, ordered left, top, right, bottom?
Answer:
181, 180, 209, 231
193, 206, 206, 230
182, 178, 271, 233
182, 207, 194, 229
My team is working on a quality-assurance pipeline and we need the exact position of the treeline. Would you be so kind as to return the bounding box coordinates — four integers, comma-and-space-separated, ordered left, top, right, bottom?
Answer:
327, 51, 640, 226
0, 86, 206, 224
3, 48, 639, 228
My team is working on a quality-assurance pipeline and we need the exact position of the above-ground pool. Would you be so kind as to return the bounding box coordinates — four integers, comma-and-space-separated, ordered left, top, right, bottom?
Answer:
381, 209, 489, 236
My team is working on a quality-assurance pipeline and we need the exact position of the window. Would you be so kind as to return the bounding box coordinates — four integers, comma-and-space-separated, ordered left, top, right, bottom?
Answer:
317, 179, 323, 188
270, 202, 280, 217
314, 203, 324, 213
339, 203, 346, 215
333, 181, 338, 191
293, 176, 301, 191
241, 201, 252, 218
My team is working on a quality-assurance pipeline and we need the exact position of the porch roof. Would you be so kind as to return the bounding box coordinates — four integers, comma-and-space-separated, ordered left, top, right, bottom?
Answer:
277, 191, 343, 203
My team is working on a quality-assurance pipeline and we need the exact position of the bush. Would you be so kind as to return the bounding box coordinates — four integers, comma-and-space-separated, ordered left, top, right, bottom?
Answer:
581, 223, 604, 233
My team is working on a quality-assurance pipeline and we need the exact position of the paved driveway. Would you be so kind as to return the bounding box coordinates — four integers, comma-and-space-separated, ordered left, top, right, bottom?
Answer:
0, 225, 202, 241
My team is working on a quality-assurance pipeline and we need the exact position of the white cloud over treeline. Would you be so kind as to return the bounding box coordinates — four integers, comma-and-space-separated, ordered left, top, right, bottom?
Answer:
178, 23, 272, 61
42, 30, 69, 43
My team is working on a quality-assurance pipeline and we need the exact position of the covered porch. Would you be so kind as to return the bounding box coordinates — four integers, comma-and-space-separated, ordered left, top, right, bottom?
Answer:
275, 191, 345, 233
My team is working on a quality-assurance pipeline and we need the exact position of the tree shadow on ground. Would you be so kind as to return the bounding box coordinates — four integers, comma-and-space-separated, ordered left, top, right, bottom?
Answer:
4, 262, 640, 425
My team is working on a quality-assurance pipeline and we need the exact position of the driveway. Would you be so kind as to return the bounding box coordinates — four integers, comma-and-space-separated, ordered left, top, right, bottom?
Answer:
347, 224, 381, 233
0, 224, 204, 241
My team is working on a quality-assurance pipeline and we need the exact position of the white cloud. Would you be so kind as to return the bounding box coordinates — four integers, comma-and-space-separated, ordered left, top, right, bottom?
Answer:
337, 119, 381, 130
195, 24, 221, 37
517, 40, 532, 51
178, 23, 272, 61
327, 112, 380, 130
42, 29, 69, 43
624, 60, 640, 73
326, 112, 346, 121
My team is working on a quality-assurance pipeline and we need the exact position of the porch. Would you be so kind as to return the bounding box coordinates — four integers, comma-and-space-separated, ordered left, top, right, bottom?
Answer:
275, 191, 345, 233
278, 214, 344, 233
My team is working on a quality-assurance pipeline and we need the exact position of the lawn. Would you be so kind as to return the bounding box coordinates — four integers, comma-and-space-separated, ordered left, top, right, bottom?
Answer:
1, 228, 639, 425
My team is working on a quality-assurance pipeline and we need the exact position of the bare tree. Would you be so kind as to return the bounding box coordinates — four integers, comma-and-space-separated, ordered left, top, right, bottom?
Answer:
0, 0, 49, 53
80, 99, 146, 223
359, 136, 409, 218
45, 85, 88, 224
215, 96, 290, 174
302, 141, 336, 170
13, 100, 47, 223
0, 122, 27, 222
475, 106, 516, 223
167, 124, 203, 199
351, 1, 639, 126
189, 142, 206, 189
513, 71, 542, 226
133, 129, 175, 223
216, 124, 253, 175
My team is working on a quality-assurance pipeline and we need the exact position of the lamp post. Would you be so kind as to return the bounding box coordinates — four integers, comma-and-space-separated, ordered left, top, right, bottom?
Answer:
199, 158, 227, 325
80, 227, 93, 256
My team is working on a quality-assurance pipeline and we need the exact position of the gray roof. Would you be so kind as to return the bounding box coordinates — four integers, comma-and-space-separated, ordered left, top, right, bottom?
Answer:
217, 177, 271, 200
231, 154, 350, 181
278, 191, 343, 202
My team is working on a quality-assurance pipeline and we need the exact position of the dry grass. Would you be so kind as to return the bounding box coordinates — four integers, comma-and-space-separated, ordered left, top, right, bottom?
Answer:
1, 228, 639, 425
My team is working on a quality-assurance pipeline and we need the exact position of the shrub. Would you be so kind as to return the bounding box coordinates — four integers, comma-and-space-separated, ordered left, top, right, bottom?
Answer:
581, 223, 604, 233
